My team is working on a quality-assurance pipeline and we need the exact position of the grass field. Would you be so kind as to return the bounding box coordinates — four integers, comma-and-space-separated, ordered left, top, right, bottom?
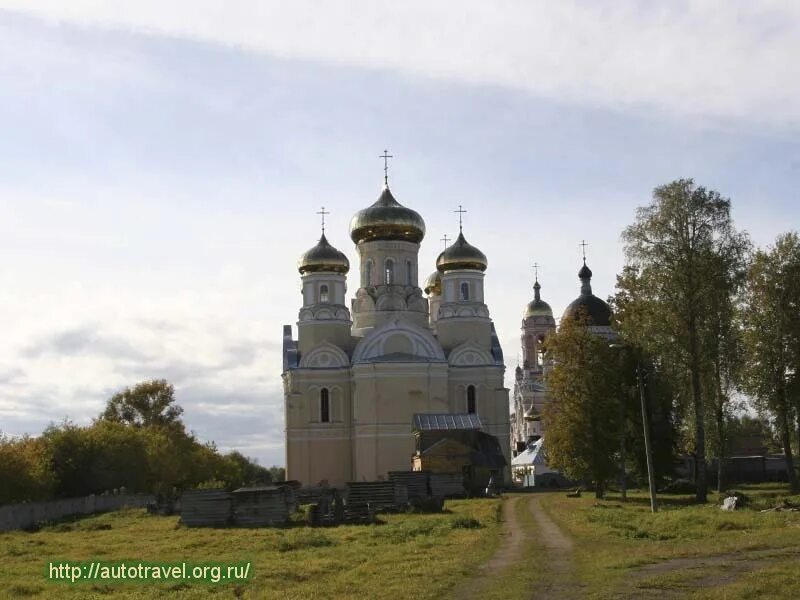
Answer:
535, 483, 800, 599
2, 485, 799, 599
0, 499, 501, 599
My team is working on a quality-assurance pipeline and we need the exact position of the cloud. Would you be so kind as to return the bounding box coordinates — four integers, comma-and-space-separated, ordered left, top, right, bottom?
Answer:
1, 1, 799, 129
23, 326, 148, 361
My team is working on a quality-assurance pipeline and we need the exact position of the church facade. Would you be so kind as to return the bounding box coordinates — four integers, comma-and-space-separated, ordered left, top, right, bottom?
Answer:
282, 180, 510, 487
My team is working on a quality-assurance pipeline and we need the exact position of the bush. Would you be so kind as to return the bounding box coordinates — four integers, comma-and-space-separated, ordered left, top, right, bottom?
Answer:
451, 516, 482, 529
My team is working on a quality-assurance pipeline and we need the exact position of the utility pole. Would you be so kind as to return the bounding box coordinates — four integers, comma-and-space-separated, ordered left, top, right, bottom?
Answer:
637, 362, 658, 512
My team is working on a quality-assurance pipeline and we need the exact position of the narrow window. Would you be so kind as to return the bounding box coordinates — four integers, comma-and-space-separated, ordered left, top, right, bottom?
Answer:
467, 385, 476, 414
320, 388, 330, 423
460, 282, 470, 301
406, 260, 413, 285
385, 259, 394, 284
319, 284, 329, 303
365, 261, 373, 287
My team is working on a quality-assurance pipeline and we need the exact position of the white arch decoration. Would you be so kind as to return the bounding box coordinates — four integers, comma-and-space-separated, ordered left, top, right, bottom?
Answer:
448, 341, 493, 366
299, 341, 350, 368
352, 319, 446, 364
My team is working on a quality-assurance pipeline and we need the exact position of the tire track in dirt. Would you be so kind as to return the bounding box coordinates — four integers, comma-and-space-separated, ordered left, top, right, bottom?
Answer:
528, 495, 580, 600
452, 495, 524, 599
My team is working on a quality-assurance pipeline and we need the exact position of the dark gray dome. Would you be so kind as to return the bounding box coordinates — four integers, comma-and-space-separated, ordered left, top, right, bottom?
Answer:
563, 294, 612, 326
562, 260, 611, 326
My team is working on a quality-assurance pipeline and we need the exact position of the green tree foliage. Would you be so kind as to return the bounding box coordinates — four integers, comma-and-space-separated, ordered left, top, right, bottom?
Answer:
741, 232, 800, 491
101, 379, 184, 430
621, 179, 750, 502
0, 434, 54, 504
0, 380, 279, 504
544, 310, 620, 498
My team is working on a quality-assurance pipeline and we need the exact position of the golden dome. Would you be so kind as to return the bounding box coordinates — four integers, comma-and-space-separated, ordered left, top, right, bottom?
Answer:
436, 232, 487, 273
349, 185, 426, 245
423, 271, 442, 295
524, 281, 553, 318
298, 233, 350, 275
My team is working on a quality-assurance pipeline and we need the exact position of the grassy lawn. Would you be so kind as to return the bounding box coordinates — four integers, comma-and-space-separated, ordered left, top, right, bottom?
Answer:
537, 483, 800, 599
0, 499, 502, 599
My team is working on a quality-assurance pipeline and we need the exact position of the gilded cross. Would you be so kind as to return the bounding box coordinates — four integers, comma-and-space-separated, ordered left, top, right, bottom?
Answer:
454, 205, 467, 232
316, 206, 330, 233
379, 149, 393, 185
532, 262, 540, 282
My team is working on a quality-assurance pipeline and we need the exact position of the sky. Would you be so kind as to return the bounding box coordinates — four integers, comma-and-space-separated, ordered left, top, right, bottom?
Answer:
1, 1, 799, 467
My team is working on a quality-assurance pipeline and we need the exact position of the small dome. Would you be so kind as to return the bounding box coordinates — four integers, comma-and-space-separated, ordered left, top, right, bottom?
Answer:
423, 271, 442, 296
298, 233, 350, 275
562, 260, 611, 326
349, 185, 426, 244
436, 232, 488, 273
523, 406, 538, 421
524, 281, 553, 318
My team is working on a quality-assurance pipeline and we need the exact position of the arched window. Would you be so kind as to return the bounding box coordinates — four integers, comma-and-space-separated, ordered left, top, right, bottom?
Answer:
365, 261, 373, 287
467, 385, 476, 414
320, 388, 330, 423
460, 282, 470, 301
319, 284, 329, 303
406, 260, 413, 285
385, 259, 394, 284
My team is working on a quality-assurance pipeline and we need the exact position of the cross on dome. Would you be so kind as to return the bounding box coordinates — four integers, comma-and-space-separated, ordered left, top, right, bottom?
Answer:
454, 205, 467, 232
580, 239, 589, 263
440, 234, 451, 248
379, 149, 393, 185
316, 206, 330, 233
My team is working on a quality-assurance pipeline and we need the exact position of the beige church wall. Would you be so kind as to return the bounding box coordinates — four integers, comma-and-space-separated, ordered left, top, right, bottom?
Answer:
286, 431, 352, 487
351, 362, 449, 480
283, 369, 352, 428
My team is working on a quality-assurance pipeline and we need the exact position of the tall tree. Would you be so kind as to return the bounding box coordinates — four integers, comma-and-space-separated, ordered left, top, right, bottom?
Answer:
741, 232, 800, 491
544, 310, 620, 498
622, 179, 750, 502
101, 379, 184, 430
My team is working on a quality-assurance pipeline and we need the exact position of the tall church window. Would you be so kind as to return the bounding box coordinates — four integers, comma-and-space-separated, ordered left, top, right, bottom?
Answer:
460, 282, 470, 301
385, 259, 395, 284
467, 385, 476, 414
365, 260, 373, 287
319, 284, 329, 303
406, 260, 413, 285
320, 388, 330, 423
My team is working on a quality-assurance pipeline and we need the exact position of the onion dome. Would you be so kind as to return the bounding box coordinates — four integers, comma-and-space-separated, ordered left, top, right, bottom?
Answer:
349, 185, 426, 244
298, 233, 350, 275
436, 232, 488, 273
563, 260, 611, 326
423, 271, 442, 296
524, 280, 553, 318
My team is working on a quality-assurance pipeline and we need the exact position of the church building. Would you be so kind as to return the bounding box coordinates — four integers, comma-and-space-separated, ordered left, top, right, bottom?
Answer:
282, 174, 511, 487
510, 257, 613, 484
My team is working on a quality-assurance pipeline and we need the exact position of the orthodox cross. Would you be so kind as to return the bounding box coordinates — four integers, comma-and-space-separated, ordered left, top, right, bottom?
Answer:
454, 205, 467, 232
379, 149, 393, 185
316, 206, 330, 233
440, 234, 451, 249
532, 262, 540, 282
579, 240, 589, 262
